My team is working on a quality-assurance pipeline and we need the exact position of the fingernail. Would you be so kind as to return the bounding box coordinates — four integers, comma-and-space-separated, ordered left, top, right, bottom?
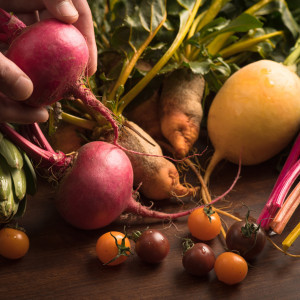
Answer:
57, 1, 78, 18
36, 108, 49, 123
12, 75, 33, 101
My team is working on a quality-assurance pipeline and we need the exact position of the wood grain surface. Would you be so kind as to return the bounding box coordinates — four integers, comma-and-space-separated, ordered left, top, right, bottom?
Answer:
0, 146, 299, 300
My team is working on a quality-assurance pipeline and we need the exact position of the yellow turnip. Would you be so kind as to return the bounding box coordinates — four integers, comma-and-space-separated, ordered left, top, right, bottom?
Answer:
204, 59, 300, 185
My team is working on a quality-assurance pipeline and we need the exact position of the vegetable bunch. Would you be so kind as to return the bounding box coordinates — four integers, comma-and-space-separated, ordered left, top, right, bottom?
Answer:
0, 131, 36, 224
257, 133, 300, 240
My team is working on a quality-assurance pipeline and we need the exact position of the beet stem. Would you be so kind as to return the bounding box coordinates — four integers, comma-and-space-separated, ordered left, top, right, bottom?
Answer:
71, 83, 120, 144
0, 123, 71, 171
25, 123, 57, 153
0, 8, 26, 43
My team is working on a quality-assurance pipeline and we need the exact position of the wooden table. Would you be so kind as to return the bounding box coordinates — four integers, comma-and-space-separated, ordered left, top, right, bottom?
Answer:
0, 150, 299, 300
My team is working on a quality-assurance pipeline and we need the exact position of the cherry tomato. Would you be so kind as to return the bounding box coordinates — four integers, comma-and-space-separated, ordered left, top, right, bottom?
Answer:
182, 242, 215, 276
226, 220, 266, 261
134, 229, 170, 264
214, 252, 248, 285
96, 231, 132, 266
188, 206, 221, 241
0, 227, 30, 259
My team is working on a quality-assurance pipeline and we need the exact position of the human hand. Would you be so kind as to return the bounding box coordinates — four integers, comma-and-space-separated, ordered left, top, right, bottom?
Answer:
0, 0, 97, 124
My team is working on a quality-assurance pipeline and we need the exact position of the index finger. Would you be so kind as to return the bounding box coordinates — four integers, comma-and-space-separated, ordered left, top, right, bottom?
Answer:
72, 0, 97, 76
43, 0, 97, 76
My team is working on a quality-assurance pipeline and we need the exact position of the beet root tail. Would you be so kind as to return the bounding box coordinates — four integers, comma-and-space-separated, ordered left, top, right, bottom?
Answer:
125, 197, 192, 220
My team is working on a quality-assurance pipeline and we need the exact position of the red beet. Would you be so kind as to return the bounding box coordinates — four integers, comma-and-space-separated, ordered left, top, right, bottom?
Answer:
6, 19, 89, 107
55, 142, 192, 229
0, 9, 119, 142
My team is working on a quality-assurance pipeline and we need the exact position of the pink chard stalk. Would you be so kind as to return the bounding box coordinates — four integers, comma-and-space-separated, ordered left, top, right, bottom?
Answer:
257, 133, 300, 230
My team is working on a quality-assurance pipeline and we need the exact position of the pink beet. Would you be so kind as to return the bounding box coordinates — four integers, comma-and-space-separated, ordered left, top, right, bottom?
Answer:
6, 19, 89, 107
55, 142, 192, 229
0, 8, 119, 143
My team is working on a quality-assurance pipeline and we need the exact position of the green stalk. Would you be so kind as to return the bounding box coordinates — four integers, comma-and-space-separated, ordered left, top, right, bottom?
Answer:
206, 31, 234, 56
116, 0, 203, 115
207, 0, 275, 56
223, 52, 250, 64
185, 11, 206, 58
219, 30, 284, 58
284, 38, 300, 66
195, 0, 230, 32
108, 11, 167, 104
188, 0, 230, 60
244, 0, 274, 15
61, 112, 97, 130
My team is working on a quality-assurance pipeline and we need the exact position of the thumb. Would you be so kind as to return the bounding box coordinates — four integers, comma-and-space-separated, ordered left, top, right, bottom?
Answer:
0, 53, 33, 101
43, 0, 79, 24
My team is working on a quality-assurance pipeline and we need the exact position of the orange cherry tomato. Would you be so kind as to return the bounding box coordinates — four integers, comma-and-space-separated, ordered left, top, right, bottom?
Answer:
214, 252, 248, 285
0, 227, 30, 259
96, 231, 131, 266
188, 206, 221, 241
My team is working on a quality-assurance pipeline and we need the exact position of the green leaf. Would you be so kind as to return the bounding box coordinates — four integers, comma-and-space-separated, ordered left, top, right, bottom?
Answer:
253, 0, 300, 39
111, 0, 166, 53
0, 155, 12, 201
0, 138, 23, 169
220, 13, 263, 33
177, 0, 198, 10
139, 0, 166, 32
276, 0, 300, 39
0, 189, 18, 223
22, 152, 37, 196
201, 13, 263, 42
193, 17, 230, 40
9, 166, 26, 201
188, 61, 212, 75
13, 196, 27, 219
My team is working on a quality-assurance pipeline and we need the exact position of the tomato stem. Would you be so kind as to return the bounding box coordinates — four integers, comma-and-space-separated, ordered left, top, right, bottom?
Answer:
204, 206, 215, 223
182, 238, 195, 254
103, 232, 133, 266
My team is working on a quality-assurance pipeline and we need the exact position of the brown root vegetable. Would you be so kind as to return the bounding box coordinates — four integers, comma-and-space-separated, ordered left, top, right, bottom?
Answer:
49, 123, 85, 154
160, 68, 205, 158
125, 91, 164, 141
104, 120, 198, 200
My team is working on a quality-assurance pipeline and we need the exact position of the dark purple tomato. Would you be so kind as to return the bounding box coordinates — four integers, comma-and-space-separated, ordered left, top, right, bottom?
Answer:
182, 243, 215, 276
134, 229, 170, 264
226, 220, 266, 260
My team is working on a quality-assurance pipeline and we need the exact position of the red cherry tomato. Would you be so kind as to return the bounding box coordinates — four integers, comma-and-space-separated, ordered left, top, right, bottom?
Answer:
226, 212, 266, 261
134, 229, 170, 264
182, 242, 215, 276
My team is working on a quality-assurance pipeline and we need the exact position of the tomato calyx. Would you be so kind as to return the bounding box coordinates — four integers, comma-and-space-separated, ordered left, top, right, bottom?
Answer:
128, 230, 144, 242
182, 238, 195, 254
103, 232, 133, 266
203, 205, 215, 222
241, 208, 261, 239
225, 206, 267, 260
1, 222, 26, 233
